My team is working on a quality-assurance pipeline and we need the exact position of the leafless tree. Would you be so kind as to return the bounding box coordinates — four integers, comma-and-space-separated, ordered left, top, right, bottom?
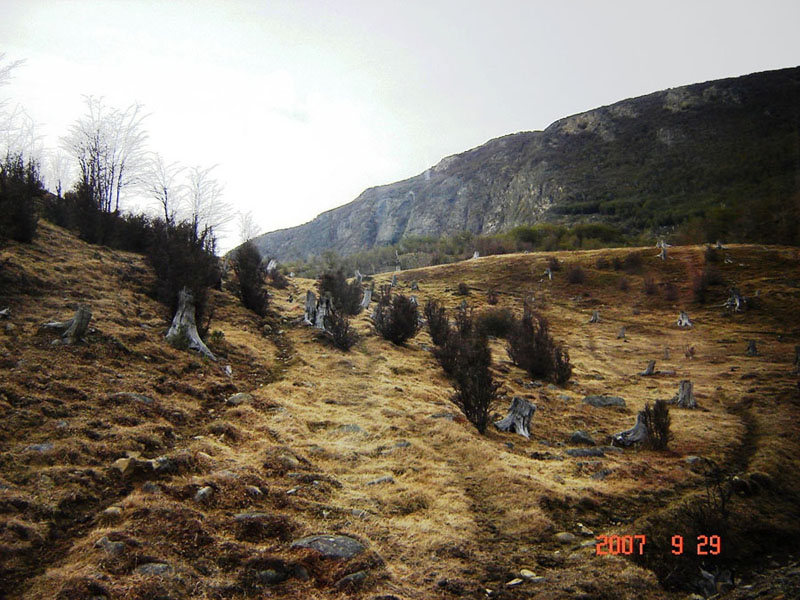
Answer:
43, 149, 74, 198
0, 54, 41, 160
145, 153, 185, 223
237, 210, 261, 243
184, 164, 232, 234
61, 96, 149, 213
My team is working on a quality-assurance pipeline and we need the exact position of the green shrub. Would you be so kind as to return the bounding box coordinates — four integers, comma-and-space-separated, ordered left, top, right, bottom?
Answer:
456, 282, 470, 296
566, 265, 586, 284
319, 268, 362, 315
642, 400, 671, 450
323, 307, 358, 351
424, 299, 449, 347
475, 307, 515, 338
507, 304, 572, 384
232, 240, 269, 317
0, 153, 42, 244
374, 294, 420, 345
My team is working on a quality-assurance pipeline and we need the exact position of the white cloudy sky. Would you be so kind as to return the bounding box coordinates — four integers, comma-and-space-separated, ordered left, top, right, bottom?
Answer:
1, 0, 799, 251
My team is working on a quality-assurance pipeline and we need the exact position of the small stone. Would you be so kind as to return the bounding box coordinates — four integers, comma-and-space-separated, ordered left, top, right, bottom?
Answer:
555, 532, 577, 544
367, 475, 395, 486
583, 395, 626, 408
430, 412, 455, 420
102, 506, 123, 520
194, 486, 213, 503
566, 448, 605, 458
95, 536, 125, 556
395, 440, 411, 448
257, 569, 287, 584
577, 523, 594, 537
336, 570, 367, 589
111, 392, 155, 405
279, 454, 300, 470
142, 482, 161, 494
520, 569, 536, 579
338, 424, 364, 433
291, 534, 366, 559
246, 485, 264, 497
136, 562, 172, 576
111, 457, 132, 476
26, 442, 54, 452
591, 469, 612, 480
226, 393, 252, 406
569, 431, 596, 445
506, 578, 524, 587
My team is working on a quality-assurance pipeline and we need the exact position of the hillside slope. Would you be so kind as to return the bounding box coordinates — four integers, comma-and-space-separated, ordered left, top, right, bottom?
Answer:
253, 66, 800, 262
1, 224, 800, 599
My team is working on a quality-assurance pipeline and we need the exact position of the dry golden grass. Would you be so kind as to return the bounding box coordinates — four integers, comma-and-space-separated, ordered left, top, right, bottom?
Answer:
1, 223, 799, 598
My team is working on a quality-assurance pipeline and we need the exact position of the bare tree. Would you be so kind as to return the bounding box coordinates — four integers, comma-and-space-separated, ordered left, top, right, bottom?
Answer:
237, 209, 261, 243
43, 149, 74, 198
61, 96, 149, 213
0, 54, 41, 160
184, 164, 232, 234
145, 153, 185, 223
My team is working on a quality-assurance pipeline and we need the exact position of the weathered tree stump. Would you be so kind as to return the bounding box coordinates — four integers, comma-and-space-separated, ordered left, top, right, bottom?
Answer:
612, 411, 648, 447
304, 291, 317, 325
42, 305, 92, 345
684, 345, 695, 359
410, 295, 418, 306
360, 288, 372, 310
723, 287, 746, 312
264, 258, 277, 274
716, 240, 725, 250
658, 246, 667, 261
165, 288, 216, 361
664, 346, 670, 360
640, 360, 656, 376
391, 274, 398, 287
746, 340, 758, 356
677, 311, 692, 328
0, 307, 9, 318
589, 310, 600, 324
617, 326, 626, 339
314, 296, 331, 330
472, 251, 480, 260
671, 380, 696, 408
354, 269, 363, 284
494, 397, 536, 439
544, 267, 553, 280
410, 281, 419, 291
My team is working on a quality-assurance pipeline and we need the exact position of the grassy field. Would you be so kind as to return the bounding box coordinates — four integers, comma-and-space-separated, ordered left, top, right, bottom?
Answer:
1, 222, 799, 599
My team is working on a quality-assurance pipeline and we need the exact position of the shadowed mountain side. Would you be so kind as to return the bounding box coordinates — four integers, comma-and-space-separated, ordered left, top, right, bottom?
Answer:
252, 66, 800, 262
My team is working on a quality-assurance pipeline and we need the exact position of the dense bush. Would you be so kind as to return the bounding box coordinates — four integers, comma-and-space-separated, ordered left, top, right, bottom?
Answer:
373, 293, 420, 345
623, 252, 643, 273
595, 257, 610, 269
424, 299, 449, 347
663, 282, 680, 302
475, 307, 515, 338
506, 304, 572, 384
566, 265, 586, 284
643, 275, 658, 295
642, 400, 671, 450
486, 289, 499, 305
269, 268, 289, 289
232, 240, 269, 317
318, 268, 362, 315
323, 307, 358, 351
618, 276, 629, 291
0, 153, 42, 244
692, 266, 724, 304
456, 282, 470, 296
704, 245, 720, 263
147, 219, 220, 332
547, 257, 561, 272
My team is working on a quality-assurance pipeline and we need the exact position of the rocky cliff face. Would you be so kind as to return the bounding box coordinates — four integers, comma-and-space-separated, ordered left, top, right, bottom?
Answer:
253, 66, 800, 261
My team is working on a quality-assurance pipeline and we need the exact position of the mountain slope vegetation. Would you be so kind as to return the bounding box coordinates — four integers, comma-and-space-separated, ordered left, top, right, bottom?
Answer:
2, 222, 799, 598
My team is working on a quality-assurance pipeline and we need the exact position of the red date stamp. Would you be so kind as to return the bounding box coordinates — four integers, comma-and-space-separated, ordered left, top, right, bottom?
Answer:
595, 534, 721, 556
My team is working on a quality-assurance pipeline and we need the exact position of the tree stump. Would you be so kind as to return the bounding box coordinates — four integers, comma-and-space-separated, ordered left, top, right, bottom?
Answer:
0, 307, 9, 318
589, 310, 600, 324
746, 340, 758, 356
472, 251, 480, 259
494, 397, 536, 439
612, 411, 648, 447
411, 281, 419, 291
304, 290, 317, 325
410, 295, 418, 306
264, 258, 277, 274
544, 267, 553, 280
165, 288, 216, 361
723, 288, 746, 312
360, 288, 372, 310
391, 274, 398, 287
354, 269, 363, 284
617, 326, 626, 339
658, 246, 667, 261
664, 347, 670, 360
677, 311, 692, 328
640, 360, 656, 376
42, 305, 92, 345
716, 240, 725, 250
671, 380, 696, 408
314, 296, 331, 330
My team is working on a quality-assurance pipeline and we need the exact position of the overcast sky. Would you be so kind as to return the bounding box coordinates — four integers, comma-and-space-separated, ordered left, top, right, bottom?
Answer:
2, 0, 799, 251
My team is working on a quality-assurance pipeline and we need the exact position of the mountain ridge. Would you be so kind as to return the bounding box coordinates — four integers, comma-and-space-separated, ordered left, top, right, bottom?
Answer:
252, 66, 800, 262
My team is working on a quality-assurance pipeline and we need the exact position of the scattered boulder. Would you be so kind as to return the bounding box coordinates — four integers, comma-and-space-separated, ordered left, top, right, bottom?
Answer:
566, 448, 605, 458
226, 393, 252, 406
367, 475, 395, 486
336, 570, 368, 589
136, 562, 172, 576
554, 532, 577, 544
26, 442, 54, 452
569, 431, 596, 446
95, 536, 125, 557
583, 395, 626, 408
194, 486, 214, 503
291, 534, 366, 559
